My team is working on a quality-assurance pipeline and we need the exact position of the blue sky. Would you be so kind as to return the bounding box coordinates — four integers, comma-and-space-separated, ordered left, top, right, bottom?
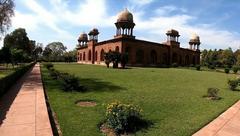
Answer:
1, 0, 240, 50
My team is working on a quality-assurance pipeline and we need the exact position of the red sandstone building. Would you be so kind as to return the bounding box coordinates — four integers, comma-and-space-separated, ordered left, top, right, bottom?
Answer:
77, 9, 201, 66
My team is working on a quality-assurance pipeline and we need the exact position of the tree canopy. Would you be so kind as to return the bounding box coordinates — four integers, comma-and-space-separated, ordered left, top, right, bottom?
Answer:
0, 0, 14, 38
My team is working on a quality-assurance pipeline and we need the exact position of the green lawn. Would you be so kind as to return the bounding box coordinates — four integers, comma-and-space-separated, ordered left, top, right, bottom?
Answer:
41, 63, 240, 136
0, 69, 15, 78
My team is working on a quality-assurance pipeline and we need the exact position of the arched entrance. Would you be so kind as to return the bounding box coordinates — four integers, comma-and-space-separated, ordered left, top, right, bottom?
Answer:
150, 50, 157, 64
88, 50, 91, 61
185, 55, 189, 65
83, 52, 85, 61
172, 53, 178, 64
100, 49, 104, 61
136, 49, 144, 63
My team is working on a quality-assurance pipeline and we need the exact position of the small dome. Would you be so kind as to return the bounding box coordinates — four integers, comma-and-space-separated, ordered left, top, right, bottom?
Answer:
191, 33, 200, 41
117, 8, 134, 23
166, 29, 180, 36
78, 32, 88, 42
88, 28, 99, 35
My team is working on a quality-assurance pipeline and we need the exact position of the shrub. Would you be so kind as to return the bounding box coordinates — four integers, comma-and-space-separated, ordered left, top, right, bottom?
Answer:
205, 88, 220, 100
232, 66, 239, 74
106, 101, 143, 134
208, 65, 215, 69
60, 73, 84, 92
195, 65, 201, 71
224, 67, 230, 74
49, 68, 60, 79
189, 64, 195, 67
0, 63, 35, 97
228, 79, 239, 91
171, 63, 178, 68
44, 63, 53, 70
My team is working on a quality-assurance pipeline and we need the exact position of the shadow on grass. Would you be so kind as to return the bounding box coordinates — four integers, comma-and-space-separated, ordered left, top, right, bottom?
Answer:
45, 76, 125, 93
98, 118, 154, 135
79, 78, 126, 93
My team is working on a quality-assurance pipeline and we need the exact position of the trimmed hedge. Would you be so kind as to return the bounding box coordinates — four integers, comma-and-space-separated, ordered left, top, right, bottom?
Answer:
0, 63, 35, 97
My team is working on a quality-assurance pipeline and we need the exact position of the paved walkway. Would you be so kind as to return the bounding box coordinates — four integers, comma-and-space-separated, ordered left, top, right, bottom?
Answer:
193, 100, 240, 136
0, 64, 53, 136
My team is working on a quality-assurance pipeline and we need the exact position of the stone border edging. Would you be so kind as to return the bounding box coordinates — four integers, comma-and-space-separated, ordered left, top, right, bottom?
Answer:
40, 64, 62, 136
193, 100, 240, 136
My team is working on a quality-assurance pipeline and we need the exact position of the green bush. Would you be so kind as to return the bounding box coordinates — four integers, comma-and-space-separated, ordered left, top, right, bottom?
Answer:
195, 65, 201, 71
0, 63, 35, 97
228, 79, 239, 91
208, 65, 215, 69
224, 67, 230, 74
232, 66, 239, 74
44, 63, 53, 70
106, 101, 143, 134
171, 63, 178, 68
189, 64, 195, 67
60, 73, 84, 92
49, 68, 60, 79
205, 88, 220, 100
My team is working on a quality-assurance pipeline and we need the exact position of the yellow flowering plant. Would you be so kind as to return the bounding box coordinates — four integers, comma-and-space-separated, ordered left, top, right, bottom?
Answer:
105, 101, 143, 134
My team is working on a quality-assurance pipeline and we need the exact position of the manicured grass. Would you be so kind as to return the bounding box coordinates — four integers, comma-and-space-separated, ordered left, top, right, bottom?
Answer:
0, 69, 15, 78
41, 63, 240, 136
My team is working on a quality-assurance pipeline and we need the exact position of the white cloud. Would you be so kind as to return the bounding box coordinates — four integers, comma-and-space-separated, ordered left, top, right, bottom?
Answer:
8, 0, 240, 51
129, 0, 155, 6
132, 5, 240, 50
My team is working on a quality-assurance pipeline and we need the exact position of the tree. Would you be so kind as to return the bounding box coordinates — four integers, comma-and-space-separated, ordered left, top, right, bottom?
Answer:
220, 48, 235, 67
32, 43, 43, 61
0, 0, 14, 38
104, 51, 128, 69
45, 42, 67, 61
64, 50, 77, 63
0, 46, 11, 65
4, 28, 31, 54
42, 47, 52, 61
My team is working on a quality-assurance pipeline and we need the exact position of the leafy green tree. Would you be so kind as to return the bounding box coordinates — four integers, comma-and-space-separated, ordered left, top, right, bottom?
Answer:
220, 48, 235, 67
32, 43, 43, 61
4, 28, 31, 54
0, 0, 14, 38
0, 46, 11, 66
42, 47, 52, 61
45, 42, 67, 61
64, 50, 77, 62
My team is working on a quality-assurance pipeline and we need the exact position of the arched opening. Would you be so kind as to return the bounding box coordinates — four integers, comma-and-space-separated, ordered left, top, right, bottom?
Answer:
125, 46, 131, 62
150, 50, 157, 64
95, 51, 98, 61
172, 53, 178, 64
185, 55, 189, 65
100, 49, 104, 61
162, 53, 168, 64
88, 50, 91, 61
80, 53, 82, 61
136, 49, 144, 63
179, 55, 182, 66
192, 56, 196, 65
115, 46, 119, 52
83, 52, 85, 61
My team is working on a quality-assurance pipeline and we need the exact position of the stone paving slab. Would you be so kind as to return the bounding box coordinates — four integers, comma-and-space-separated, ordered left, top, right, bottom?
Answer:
193, 100, 240, 136
0, 63, 53, 136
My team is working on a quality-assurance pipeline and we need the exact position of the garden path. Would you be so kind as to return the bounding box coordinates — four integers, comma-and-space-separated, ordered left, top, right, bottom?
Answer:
193, 100, 240, 136
0, 63, 53, 136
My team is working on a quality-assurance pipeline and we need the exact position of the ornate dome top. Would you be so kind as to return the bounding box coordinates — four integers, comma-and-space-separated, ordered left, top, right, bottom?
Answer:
88, 28, 99, 35
166, 29, 180, 36
191, 33, 200, 41
78, 32, 88, 42
117, 8, 134, 23
189, 33, 200, 44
